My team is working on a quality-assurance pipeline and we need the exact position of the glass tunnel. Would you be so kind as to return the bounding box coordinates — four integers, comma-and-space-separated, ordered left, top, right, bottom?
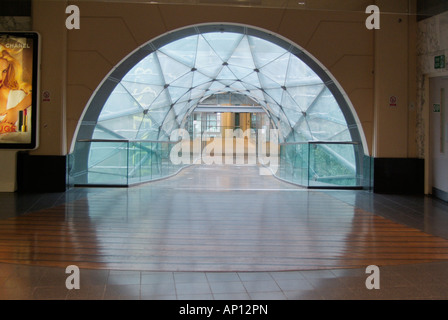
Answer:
69, 24, 370, 188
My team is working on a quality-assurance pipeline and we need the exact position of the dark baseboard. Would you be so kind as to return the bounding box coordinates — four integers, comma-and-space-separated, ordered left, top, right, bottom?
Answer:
373, 158, 424, 194
17, 152, 67, 193
433, 187, 448, 203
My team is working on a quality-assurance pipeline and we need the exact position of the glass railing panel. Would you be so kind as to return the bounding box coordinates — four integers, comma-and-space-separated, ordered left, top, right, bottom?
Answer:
77, 140, 130, 186
68, 138, 366, 189
291, 143, 309, 186
278, 143, 309, 187
308, 142, 359, 187
69, 139, 191, 186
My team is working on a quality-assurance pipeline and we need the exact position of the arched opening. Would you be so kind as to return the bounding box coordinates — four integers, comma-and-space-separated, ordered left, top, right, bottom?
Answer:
68, 24, 369, 188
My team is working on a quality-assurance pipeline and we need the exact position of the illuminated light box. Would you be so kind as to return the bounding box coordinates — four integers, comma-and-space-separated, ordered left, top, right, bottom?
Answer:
0, 32, 40, 150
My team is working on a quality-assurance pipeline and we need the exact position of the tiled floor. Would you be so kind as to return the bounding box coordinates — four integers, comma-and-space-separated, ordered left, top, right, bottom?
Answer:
2, 261, 448, 300
2, 165, 448, 300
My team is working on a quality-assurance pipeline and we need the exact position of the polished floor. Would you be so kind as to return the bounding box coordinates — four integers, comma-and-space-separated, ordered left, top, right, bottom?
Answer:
2, 164, 448, 299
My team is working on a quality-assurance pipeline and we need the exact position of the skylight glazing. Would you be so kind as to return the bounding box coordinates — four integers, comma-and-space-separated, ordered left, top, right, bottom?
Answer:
92, 31, 351, 144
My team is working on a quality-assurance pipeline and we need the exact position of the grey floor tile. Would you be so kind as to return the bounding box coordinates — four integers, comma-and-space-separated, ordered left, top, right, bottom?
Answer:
275, 279, 314, 291
174, 272, 208, 284
248, 291, 287, 300
337, 276, 368, 289
206, 272, 240, 282
65, 285, 106, 300
141, 272, 174, 285
243, 280, 281, 293
238, 272, 272, 281
318, 287, 360, 300
79, 269, 110, 286
103, 284, 141, 299
330, 268, 367, 278
175, 282, 212, 295
269, 271, 305, 281
283, 290, 324, 300
141, 294, 177, 300
213, 292, 251, 300
141, 283, 176, 296
209, 281, 247, 294
107, 271, 141, 285
177, 293, 214, 300
300, 270, 337, 280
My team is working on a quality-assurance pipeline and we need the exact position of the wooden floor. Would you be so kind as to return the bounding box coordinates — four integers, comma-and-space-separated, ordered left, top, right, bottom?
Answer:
1, 164, 448, 272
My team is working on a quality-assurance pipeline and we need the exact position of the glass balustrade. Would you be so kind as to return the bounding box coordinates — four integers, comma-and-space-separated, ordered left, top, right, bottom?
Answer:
68, 138, 369, 189
68, 139, 187, 186
277, 141, 367, 188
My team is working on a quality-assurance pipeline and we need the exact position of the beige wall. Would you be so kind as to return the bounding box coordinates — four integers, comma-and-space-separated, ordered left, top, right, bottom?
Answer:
31, 0, 68, 156
29, 0, 418, 159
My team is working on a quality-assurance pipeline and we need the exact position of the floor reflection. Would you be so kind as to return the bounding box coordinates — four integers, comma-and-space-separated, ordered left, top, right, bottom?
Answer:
0, 164, 448, 272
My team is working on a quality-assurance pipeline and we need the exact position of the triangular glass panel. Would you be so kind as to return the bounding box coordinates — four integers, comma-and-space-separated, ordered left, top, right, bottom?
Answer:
195, 35, 223, 78
258, 73, 282, 89
161, 109, 178, 134
282, 106, 300, 127
264, 88, 283, 105
173, 101, 189, 116
277, 109, 292, 136
247, 89, 265, 103
98, 111, 145, 140
176, 109, 189, 125
168, 86, 190, 104
156, 51, 191, 84
148, 88, 172, 111
98, 83, 143, 122
122, 53, 165, 86
281, 90, 303, 112
192, 70, 212, 87
207, 81, 227, 94
260, 52, 290, 86
202, 32, 243, 62
135, 126, 159, 140
307, 87, 346, 124
285, 55, 322, 87
159, 34, 198, 68
92, 126, 126, 140
240, 72, 261, 89
216, 79, 234, 87
286, 84, 325, 112
227, 65, 254, 80
294, 117, 314, 140
227, 36, 256, 69
265, 102, 280, 117
121, 81, 164, 110
306, 117, 345, 141
170, 72, 193, 89
228, 80, 247, 92
216, 66, 237, 81
190, 88, 207, 100
148, 106, 170, 124
248, 35, 288, 69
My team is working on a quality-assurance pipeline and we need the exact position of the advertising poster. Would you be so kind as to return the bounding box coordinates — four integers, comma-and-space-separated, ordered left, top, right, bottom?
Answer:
0, 32, 39, 149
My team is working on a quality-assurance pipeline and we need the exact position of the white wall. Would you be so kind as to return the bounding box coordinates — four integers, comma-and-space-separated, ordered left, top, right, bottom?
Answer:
430, 77, 448, 194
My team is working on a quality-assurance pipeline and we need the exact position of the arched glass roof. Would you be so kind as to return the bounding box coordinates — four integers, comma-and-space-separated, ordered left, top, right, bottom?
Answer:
89, 29, 355, 144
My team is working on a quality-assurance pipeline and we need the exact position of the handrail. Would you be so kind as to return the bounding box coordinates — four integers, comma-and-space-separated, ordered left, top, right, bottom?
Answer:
77, 139, 178, 144
279, 141, 360, 146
